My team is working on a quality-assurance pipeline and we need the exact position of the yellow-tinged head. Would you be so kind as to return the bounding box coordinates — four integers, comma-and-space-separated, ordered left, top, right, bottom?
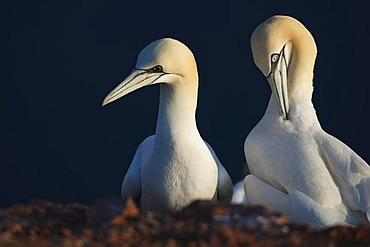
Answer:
251, 15, 317, 120
103, 38, 198, 106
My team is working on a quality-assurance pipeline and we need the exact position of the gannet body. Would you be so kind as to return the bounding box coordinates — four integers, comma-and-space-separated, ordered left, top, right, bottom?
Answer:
244, 16, 370, 228
103, 38, 233, 212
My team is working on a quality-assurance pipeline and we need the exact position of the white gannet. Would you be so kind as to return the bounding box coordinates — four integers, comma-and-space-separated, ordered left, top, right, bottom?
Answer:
244, 15, 370, 228
103, 38, 233, 212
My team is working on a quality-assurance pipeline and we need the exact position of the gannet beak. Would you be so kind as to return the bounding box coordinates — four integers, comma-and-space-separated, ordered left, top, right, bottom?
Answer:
102, 69, 165, 106
267, 48, 289, 120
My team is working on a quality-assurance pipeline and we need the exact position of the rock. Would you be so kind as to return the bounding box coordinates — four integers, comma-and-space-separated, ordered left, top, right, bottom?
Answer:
0, 199, 370, 246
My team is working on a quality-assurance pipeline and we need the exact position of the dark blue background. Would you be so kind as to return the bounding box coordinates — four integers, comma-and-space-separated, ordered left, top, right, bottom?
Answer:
2, 0, 370, 207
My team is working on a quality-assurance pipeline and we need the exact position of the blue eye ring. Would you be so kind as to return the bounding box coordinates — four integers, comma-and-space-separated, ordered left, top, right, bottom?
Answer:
271, 54, 280, 63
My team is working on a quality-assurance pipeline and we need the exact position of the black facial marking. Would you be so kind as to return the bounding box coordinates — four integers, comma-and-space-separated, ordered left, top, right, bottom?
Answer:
271, 53, 280, 63
267, 53, 280, 78
267, 45, 287, 78
135, 65, 164, 74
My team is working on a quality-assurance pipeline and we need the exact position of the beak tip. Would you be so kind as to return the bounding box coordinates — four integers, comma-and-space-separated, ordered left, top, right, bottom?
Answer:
102, 97, 110, 107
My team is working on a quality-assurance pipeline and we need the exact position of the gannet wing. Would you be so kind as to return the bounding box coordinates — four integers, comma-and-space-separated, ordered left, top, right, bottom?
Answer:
244, 174, 348, 228
244, 174, 289, 209
121, 136, 154, 206
315, 132, 370, 220
205, 142, 233, 202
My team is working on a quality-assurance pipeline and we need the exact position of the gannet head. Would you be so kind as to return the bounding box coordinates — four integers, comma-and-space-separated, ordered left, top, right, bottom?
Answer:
102, 38, 197, 106
251, 15, 317, 120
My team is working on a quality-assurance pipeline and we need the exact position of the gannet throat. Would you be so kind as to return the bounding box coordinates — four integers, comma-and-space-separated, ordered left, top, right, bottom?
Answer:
266, 45, 290, 120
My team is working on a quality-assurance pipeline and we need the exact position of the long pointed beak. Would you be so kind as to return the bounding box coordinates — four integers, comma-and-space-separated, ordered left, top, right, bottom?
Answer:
102, 69, 165, 106
267, 50, 289, 120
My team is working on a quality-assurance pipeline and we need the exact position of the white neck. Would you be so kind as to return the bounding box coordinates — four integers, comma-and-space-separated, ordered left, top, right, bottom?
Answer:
264, 75, 320, 129
154, 81, 200, 148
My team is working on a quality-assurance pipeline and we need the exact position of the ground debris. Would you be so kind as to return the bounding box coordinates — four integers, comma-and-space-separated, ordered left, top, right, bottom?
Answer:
1, 198, 370, 246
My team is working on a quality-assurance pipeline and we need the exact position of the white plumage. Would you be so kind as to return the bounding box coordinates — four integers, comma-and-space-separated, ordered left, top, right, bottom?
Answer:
244, 15, 370, 228
103, 38, 233, 212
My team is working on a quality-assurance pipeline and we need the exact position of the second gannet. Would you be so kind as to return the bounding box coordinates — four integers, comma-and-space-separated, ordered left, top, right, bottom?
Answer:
244, 15, 370, 228
103, 38, 233, 212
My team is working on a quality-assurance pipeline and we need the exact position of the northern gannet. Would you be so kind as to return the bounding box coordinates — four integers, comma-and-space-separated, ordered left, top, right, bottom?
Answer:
244, 15, 370, 228
103, 38, 233, 212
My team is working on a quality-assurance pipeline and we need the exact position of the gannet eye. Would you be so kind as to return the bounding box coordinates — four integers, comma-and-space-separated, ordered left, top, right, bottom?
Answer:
271, 54, 280, 63
152, 65, 163, 73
